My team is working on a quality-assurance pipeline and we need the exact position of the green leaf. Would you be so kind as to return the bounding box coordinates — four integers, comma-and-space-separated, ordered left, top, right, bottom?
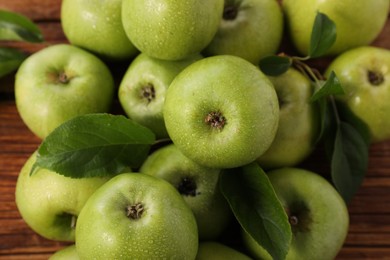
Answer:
0, 9, 43, 42
220, 163, 291, 260
0, 47, 26, 77
309, 12, 337, 58
331, 121, 369, 204
259, 55, 292, 76
310, 71, 344, 102
31, 113, 156, 178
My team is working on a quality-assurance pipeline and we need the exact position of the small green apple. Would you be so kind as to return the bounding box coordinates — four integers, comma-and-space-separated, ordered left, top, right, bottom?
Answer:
242, 167, 349, 260
196, 242, 252, 260
118, 53, 202, 139
121, 0, 224, 60
257, 68, 319, 169
140, 144, 232, 240
75, 172, 198, 259
61, 0, 138, 61
15, 44, 115, 139
325, 46, 390, 143
15, 151, 113, 242
203, 0, 284, 65
49, 245, 79, 260
163, 55, 279, 169
282, 0, 390, 56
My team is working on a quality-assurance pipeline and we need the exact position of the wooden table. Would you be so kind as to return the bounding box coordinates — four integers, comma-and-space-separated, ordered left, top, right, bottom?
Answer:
0, 1, 389, 259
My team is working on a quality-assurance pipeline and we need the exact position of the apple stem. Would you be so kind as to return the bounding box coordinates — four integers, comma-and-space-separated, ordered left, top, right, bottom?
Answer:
58, 72, 69, 84
289, 215, 299, 226
71, 215, 77, 229
126, 203, 144, 220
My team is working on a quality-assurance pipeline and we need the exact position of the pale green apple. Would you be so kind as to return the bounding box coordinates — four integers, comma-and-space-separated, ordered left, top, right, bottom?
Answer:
49, 245, 79, 260
242, 167, 349, 260
196, 242, 252, 260
203, 0, 284, 65
164, 55, 279, 169
75, 173, 199, 259
257, 68, 319, 169
15, 151, 113, 242
61, 0, 138, 60
282, 0, 390, 56
140, 144, 232, 240
118, 53, 202, 139
121, 0, 224, 60
15, 44, 115, 139
325, 46, 390, 143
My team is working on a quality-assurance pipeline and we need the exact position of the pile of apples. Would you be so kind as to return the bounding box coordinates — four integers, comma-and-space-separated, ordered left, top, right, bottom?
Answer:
13, 0, 390, 259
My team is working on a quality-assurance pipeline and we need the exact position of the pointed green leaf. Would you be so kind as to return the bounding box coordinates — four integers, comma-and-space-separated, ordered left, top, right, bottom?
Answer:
331, 122, 369, 204
220, 163, 291, 260
259, 55, 292, 76
32, 113, 156, 178
0, 9, 43, 42
0, 47, 26, 77
309, 12, 337, 58
310, 71, 344, 102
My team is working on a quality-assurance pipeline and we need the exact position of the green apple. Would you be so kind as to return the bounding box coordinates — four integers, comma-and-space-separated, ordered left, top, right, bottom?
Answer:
49, 245, 79, 260
282, 0, 390, 56
75, 172, 199, 259
15, 44, 115, 139
118, 53, 202, 139
140, 144, 232, 240
15, 151, 113, 242
257, 68, 319, 169
203, 0, 284, 65
242, 167, 349, 260
196, 242, 252, 260
61, 0, 138, 61
121, 0, 224, 60
325, 46, 390, 143
163, 55, 279, 169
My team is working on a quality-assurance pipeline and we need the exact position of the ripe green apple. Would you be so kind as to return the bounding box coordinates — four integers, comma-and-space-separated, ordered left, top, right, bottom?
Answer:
196, 242, 252, 260
15, 151, 113, 242
257, 68, 319, 169
75, 172, 198, 259
118, 53, 202, 139
121, 0, 224, 60
61, 0, 138, 61
163, 55, 279, 169
242, 167, 349, 260
140, 144, 232, 240
49, 245, 79, 260
203, 0, 284, 65
282, 0, 390, 56
15, 44, 115, 139
325, 46, 390, 143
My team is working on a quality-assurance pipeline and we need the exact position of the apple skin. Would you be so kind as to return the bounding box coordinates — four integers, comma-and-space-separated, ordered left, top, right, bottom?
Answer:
203, 0, 284, 65
139, 144, 232, 240
282, 0, 390, 56
242, 167, 349, 260
163, 55, 279, 169
15, 44, 115, 139
75, 172, 199, 259
49, 245, 79, 260
61, 0, 138, 61
121, 0, 224, 60
15, 151, 113, 242
325, 46, 390, 143
196, 242, 252, 260
118, 53, 202, 139
257, 68, 319, 169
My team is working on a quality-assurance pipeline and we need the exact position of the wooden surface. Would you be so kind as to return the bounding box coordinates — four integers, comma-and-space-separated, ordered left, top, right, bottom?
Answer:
0, 1, 390, 259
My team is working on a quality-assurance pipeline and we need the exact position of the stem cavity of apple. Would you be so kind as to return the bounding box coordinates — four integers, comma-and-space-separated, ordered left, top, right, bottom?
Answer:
368, 70, 384, 86
141, 84, 156, 103
126, 202, 144, 220
177, 177, 199, 197
223, 5, 238, 20
205, 111, 226, 130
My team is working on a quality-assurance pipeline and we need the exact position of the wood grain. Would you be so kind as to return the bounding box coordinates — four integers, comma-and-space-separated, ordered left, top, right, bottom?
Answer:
1, 1, 390, 259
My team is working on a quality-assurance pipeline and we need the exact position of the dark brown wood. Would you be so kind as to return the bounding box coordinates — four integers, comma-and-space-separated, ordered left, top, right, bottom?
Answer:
1, 1, 390, 259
